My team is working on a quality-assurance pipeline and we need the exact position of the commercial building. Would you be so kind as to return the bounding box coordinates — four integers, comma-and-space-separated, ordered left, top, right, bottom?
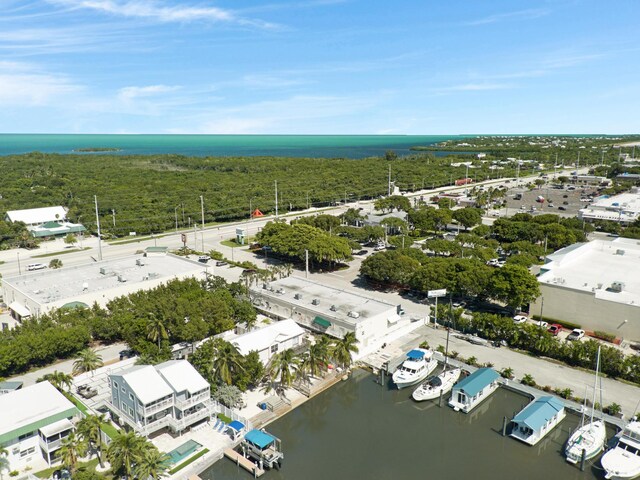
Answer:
571, 175, 611, 186
579, 187, 640, 224
0, 381, 80, 470
108, 360, 214, 437
250, 276, 421, 358
232, 319, 306, 365
4, 206, 86, 238
529, 238, 640, 341
1, 253, 206, 321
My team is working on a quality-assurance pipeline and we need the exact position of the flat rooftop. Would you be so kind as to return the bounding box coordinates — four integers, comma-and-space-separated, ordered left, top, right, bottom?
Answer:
3, 254, 203, 306
539, 238, 640, 307
0, 381, 76, 439
580, 189, 640, 221
252, 276, 397, 325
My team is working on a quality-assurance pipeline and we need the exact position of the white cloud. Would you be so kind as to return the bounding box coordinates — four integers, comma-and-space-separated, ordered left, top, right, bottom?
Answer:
118, 84, 181, 100
0, 61, 82, 106
433, 83, 512, 94
463, 8, 549, 26
46, 0, 278, 28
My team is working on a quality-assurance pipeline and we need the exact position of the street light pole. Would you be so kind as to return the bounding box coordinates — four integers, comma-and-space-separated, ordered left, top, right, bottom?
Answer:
174, 207, 178, 233
17, 251, 21, 275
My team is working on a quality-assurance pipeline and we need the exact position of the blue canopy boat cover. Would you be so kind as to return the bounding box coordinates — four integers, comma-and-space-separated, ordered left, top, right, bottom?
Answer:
228, 420, 245, 432
245, 429, 276, 449
406, 349, 425, 360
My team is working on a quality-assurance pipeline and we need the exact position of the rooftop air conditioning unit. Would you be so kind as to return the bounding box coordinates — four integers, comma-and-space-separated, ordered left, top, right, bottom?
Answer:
276, 288, 285, 294
311, 298, 320, 305
347, 311, 360, 319
329, 305, 338, 312
263, 283, 270, 290
610, 281, 625, 292
615, 249, 625, 255
136, 259, 144, 266
99, 267, 108, 275
117, 275, 127, 283
82, 282, 88, 291
294, 293, 302, 300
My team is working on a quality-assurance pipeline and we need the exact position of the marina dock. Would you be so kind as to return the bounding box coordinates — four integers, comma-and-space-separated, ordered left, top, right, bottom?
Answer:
224, 448, 265, 477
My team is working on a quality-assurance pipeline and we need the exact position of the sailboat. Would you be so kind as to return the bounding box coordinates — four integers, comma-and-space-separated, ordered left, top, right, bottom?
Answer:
565, 346, 607, 464
412, 327, 461, 402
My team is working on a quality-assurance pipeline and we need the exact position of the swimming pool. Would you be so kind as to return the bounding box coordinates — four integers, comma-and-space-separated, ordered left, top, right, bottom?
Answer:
165, 439, 202, 466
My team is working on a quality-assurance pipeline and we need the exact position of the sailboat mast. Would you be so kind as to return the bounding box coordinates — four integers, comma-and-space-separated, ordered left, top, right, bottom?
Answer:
444, 327, 450, 370
590, 346, 601, 424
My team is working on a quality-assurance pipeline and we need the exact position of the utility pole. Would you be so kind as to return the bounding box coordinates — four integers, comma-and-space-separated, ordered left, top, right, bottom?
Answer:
601, 150, 605, 166
174, 207, 178, 233
200, 195, 205, 230
305, 249, 309, 278
111, 209, 116, 228
193, 223, 198, 251
94, 195, 103, 261
17, 251, 21, 275
388, 165, 391, 196
275, 180, 279, 219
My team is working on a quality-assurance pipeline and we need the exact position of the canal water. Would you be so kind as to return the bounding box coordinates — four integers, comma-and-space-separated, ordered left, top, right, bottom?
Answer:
203, 370, 611, 480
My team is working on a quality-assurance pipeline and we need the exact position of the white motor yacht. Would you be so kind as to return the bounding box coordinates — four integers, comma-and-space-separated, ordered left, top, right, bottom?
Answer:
601, 422, 640, 480
412, 367, 461, 402
392, 348, 437, 389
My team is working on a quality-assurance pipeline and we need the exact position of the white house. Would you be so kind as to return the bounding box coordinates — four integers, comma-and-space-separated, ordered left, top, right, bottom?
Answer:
448, 368, 500, 413
108, 360, 214, 437
232, 319, 306, 365
0, 382, 80, 471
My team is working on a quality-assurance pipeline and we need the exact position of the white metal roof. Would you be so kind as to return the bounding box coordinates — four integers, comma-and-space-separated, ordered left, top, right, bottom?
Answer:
0, 381, 76, 437
5, 206, 68, 225
155, 360, 209, 395
118, 365, 174, 404
232, 319, 305, 356
539, 238, 640, 307
39, 418, 74, 438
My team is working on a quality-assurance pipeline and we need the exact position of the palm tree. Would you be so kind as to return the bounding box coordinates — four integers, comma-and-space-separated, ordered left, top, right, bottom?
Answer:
40, 370, 73, 392
212, 340, 243, 385
107, 431, 145, 480
146, 313, 168, 350
267, 348, 301, 394
77, 414, 107, 468
331, 332, 359, 369
58, 432, 87, 475
134, 443, 168, 480
0, 449, 9, 480
72, 349, 104, 376
301, 339, 330, 379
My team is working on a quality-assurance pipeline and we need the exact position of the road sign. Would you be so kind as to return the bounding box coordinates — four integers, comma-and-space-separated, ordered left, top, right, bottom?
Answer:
181, 233, 187, 243
427, 289, 447, 298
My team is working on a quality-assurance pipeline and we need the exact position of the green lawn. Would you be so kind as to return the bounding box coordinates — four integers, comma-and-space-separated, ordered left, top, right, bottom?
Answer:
63, 393, 119, 439
36, 458, 104, 478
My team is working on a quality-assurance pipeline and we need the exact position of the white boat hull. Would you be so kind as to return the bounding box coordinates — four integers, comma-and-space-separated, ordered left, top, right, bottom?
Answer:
412, 368, 461, 402
393, 360, 437, 389
601, 448, 640, 480
565, 420, 607, 464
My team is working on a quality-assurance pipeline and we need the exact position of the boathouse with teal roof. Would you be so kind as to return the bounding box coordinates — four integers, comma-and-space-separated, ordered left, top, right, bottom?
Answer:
449, 367, 500, 413
510, 396, 566, 445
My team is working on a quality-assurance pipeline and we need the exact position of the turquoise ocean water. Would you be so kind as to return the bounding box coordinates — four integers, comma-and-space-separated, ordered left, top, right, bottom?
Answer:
0, 134, 464, 158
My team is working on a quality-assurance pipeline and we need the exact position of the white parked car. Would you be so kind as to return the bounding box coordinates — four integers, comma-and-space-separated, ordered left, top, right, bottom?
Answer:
566, 329, 586, 341
27, 263, 47, 271
534, 320, 549, 329
513, 315, 528, 324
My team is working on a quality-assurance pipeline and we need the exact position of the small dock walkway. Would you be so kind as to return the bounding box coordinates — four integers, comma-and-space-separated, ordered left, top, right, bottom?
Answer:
224, 448, 265, 477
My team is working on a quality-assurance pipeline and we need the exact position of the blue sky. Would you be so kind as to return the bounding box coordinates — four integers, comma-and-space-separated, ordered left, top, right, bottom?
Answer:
1, 0, 639, 134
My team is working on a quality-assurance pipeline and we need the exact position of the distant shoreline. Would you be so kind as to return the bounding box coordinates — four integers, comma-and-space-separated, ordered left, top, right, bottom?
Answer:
72, 147, 121, 152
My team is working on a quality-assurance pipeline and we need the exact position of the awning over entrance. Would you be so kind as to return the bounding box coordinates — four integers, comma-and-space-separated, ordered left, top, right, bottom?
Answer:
39, 418, 74, 438
313, 316, 331, 328
9, 301, 31, 318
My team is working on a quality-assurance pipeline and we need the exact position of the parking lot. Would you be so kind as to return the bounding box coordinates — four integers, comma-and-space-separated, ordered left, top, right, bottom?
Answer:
504, 182, 603, 218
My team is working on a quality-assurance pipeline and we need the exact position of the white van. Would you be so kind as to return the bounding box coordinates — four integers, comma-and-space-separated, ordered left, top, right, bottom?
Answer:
26, 263, 47, 271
